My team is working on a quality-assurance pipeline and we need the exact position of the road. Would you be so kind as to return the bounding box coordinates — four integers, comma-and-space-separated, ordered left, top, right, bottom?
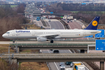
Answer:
45, 19, 71, 70
42, 49, 60, 70
33, 19, 51, 29
41, 49, 72, 70
41, 50, 58, 70
66, 20, 82, 29
46, 19, 65, 29
33, 20, 43, 27
0, 41, 95, 44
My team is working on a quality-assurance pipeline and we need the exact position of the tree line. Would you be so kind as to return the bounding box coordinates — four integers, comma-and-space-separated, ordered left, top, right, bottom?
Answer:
72, 11, 105, 24
0, 4, 29, 41
59, 3, 105, 11
46, 3, 105, 26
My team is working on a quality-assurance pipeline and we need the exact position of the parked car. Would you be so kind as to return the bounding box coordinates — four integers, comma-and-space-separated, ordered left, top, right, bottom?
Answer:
53, 50, 59, 53
60, 62, 65, 70
65, 62, 72, 65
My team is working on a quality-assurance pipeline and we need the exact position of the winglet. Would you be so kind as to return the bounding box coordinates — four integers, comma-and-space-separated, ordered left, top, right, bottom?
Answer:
84, 16, 100, 30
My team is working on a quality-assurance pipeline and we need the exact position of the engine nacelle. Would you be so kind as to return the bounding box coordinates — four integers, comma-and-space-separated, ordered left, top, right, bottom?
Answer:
55, 36, 61, 39
37, 37, 47, 42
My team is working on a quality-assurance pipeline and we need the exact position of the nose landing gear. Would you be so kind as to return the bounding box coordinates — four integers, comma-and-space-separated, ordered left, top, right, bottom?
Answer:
50, 40, 54, 43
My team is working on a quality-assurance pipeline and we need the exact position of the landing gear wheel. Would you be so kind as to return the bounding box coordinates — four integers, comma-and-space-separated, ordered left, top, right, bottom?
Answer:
50, 40, 54, 43
13, 40, 15, 43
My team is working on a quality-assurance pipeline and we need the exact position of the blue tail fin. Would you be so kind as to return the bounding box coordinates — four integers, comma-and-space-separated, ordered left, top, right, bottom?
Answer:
84, 16, 100, 30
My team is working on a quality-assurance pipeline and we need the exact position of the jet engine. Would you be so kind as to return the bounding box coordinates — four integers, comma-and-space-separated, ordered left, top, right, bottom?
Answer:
37, 37, 47, 42
55, 36, 60, 39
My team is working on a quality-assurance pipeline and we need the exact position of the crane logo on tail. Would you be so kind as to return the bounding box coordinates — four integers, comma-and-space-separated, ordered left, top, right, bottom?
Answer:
92, 21, 98, 26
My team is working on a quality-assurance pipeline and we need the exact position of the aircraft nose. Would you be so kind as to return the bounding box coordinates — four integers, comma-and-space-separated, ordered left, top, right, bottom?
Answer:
2, 34, 7, 38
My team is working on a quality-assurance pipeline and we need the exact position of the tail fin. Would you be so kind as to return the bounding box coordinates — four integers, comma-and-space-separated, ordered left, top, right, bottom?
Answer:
84, 16, 100, 30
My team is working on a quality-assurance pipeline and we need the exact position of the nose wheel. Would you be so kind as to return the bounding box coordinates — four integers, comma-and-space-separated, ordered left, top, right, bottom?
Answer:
50, 40, 54, 43
13, 40, 15, 43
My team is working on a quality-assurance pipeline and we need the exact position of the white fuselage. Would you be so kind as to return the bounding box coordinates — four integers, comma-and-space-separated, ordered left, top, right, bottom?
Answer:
2, 29, 101, 40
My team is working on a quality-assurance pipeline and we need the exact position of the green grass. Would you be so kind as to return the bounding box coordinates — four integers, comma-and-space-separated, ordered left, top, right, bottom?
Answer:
0, 5, 6, 7
10, 5, 18, 8
71, 11, 105, 14
71, 11, 79, 13
101, 11, 105, 14
0, 5, 18, 8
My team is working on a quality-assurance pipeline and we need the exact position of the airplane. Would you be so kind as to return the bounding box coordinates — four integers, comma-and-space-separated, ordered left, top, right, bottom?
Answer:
2, 16, 101, 43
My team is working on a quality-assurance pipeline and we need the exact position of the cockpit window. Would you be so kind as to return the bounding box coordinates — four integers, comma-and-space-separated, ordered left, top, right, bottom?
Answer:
6, 32, 10, 34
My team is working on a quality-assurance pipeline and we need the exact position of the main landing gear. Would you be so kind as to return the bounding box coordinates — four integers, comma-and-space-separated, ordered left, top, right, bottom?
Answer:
50, 40, 54, 43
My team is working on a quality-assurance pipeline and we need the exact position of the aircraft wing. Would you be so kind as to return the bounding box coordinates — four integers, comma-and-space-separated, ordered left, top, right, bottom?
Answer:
39, 34, 59, 39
